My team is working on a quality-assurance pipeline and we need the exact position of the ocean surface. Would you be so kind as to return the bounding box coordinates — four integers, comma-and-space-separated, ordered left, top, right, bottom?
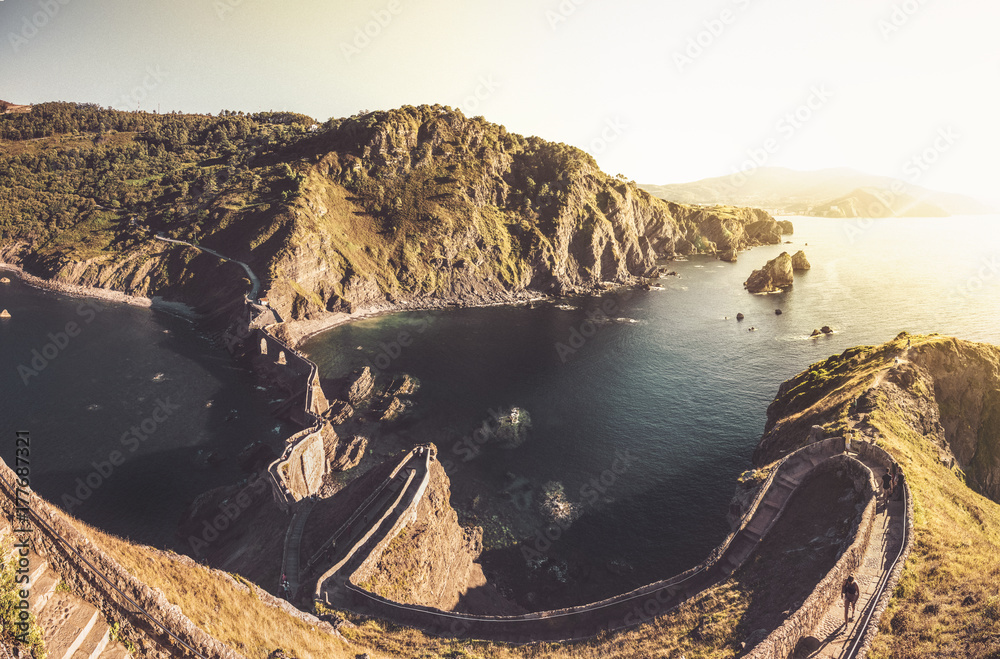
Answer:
0, 276, 294, 547
1, 215, 998, 603
300, 215, 1000, 606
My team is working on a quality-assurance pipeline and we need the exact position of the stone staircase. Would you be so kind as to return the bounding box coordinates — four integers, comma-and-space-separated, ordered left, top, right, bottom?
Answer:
2, 520, 131, 659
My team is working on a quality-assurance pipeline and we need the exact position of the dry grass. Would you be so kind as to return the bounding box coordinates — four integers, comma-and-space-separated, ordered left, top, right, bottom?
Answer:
46, 332, 1000, 658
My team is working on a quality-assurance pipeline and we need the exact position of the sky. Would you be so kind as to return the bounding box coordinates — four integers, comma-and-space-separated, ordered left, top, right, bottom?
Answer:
2, 0, 998, 204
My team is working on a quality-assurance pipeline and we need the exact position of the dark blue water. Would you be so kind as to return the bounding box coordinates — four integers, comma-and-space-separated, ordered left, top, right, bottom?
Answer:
300, 216, 1000, 603
2, 215, 997, 602
0, 274, 293, 547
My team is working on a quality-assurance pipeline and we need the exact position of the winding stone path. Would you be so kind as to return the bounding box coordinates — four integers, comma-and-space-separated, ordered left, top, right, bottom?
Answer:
311, 438, 886, 644
281, 499, 316, 600
153, 234, 261, 302
807, 494, 905, 658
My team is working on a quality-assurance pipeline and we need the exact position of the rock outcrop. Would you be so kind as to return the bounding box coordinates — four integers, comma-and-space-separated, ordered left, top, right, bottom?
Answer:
346, 367, 375, 406
358, 460, 523, 614
792, 250, 811, 271
745, 252, 794, 293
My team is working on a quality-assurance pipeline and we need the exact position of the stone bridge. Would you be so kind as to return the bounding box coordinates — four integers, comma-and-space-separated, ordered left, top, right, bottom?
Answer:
302, 436, 911, 653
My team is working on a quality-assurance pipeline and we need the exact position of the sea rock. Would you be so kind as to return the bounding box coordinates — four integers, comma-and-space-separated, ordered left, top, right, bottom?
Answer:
792, 250, 811, 271
329, 435, 367, 471
777, 220, 794, 235
810, 329, 822, 337
821, 325, 833, 334
0, 309, 10, 318
346, 367, 375, 406
719, 249, 738, 263
736, 313, 745, 321
379, 396, 409, 422
745, 252, 794, 293
775, 309, 782, 315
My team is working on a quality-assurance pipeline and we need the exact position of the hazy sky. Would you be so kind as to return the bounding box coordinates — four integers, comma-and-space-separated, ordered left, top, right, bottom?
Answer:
3, 0, 998, 203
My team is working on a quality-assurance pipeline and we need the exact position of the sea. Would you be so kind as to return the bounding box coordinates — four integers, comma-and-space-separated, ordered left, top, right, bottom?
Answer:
2, 215, 998, 604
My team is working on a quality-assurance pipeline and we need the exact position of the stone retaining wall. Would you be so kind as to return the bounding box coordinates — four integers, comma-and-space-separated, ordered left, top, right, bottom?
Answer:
745, 454, 878, 659
322, 438, 858, 643
0, 461, 243, 659
849, 443, 915, 658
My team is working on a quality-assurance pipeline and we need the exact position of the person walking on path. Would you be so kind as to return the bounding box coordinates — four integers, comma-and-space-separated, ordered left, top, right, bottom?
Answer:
842, 575, 860, 623
881, 469, 893, 503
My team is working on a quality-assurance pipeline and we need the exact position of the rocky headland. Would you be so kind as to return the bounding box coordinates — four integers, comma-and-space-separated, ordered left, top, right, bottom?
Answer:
0, 103, 792, 345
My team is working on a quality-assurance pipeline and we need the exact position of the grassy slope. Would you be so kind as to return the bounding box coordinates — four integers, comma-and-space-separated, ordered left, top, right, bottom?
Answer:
757, 333, 1000, 657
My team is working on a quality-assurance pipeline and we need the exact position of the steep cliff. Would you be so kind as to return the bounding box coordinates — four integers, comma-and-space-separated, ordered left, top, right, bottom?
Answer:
751, 333, 1000, 657
357, 460, 522, 614
756, 334, 1000, 502
0, 103, 786, 323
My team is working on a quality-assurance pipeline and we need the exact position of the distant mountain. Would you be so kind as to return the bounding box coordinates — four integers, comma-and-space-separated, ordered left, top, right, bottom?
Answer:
804, 187, 946, 218
640, 167, 993, 217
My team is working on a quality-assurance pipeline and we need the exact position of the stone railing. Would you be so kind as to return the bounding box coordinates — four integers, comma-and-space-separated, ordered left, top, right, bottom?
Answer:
845, 443, 915, 659
303, 447, 427, 577
0, 460, 242, 659
745, 454, 878, 658
314, 438, 856, 643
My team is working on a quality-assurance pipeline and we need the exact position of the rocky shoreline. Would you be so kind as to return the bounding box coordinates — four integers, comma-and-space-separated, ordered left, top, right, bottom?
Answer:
0, 260, 198, 317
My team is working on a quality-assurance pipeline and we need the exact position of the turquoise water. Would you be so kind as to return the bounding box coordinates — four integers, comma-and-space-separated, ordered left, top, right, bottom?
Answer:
301, 215, 1000, 607
0, 276, 293, 547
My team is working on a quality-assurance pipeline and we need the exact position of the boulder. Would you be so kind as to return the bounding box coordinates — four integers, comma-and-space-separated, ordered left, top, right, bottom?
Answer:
736, 313, 745, 321
745, 252, 794, 293
346, 367, 375, 406
330, 435, 367, 471
777, 220, 794, 235
792, 250, 811, 271
718, 249, 738, 263
821, 325, 833, 334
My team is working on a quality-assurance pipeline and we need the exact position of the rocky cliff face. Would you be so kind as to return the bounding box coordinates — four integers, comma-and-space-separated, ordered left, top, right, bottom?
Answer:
756, 334, 1000, 503
1, 105, 787, 325
258, 107, 789, 322
359, 460, 523, 615
745, 252, 794, 293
